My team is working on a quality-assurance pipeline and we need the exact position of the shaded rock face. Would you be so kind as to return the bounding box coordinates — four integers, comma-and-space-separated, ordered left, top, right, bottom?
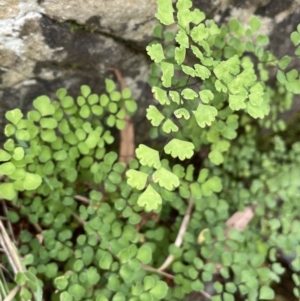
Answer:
0, 0, 300, 143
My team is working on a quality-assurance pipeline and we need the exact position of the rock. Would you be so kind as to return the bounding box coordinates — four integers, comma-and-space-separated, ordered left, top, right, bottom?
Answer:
0, 0, 20, 19
39, 0, 157, 44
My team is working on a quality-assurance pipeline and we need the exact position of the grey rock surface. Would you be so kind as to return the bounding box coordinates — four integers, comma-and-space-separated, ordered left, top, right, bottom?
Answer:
0, 0, 300, 143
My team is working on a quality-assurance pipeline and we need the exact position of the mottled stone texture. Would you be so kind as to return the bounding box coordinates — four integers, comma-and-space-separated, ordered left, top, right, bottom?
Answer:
0, 0, 21, 19
0, 0, 300, 142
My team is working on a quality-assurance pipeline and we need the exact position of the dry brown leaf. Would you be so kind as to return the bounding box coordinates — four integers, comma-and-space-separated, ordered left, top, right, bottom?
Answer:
225, 206, 255, 233
119, 115, 135, 165
108, 68, 135, 165
36, 233, 43, 244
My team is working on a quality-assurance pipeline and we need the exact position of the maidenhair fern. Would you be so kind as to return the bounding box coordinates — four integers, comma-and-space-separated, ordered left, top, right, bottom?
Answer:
1, 1, 300, 301
129, 0, 300, 214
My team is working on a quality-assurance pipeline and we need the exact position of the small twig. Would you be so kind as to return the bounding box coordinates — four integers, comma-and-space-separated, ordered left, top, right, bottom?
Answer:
158, 197, 194, 272
142, 263, 212, 300
4, 285, 20, 301
1, 201, 16, 242
0, 263, 13, 281
74, 195, 90, 205
199, 289, 212, 300
142, 264, 174, 279
71, 212, 85, 226
32, 223, 42, 233
0, 220, 24, 274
